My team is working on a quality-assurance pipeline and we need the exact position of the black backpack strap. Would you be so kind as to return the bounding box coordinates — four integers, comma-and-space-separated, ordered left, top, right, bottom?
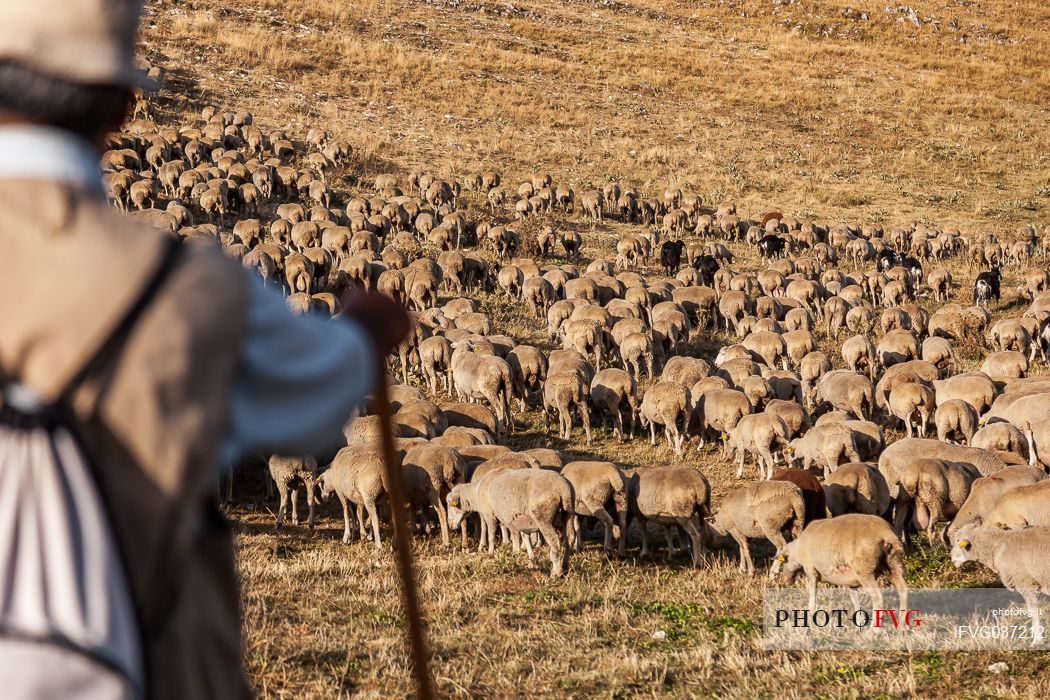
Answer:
58, 236, 184, 404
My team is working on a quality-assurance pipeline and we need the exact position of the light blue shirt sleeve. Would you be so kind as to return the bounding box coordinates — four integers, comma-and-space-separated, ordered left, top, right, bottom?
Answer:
219, 273, 376, 464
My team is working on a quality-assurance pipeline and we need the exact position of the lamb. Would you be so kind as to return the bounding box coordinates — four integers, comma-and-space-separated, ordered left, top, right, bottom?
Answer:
402, 444, 466, 546
888, 457, 979, 542
561, 461, 629, 556
268, 455, 319, 529
589, 368, 639, 440
450, 340, 514, 436
771, 514, 908, 613
950, 525, 1050, 643
625, 466, 711, 566
450, 468, 575, 577
948, 465, 1045, 538
726, 413, 790, 479
935, 399, 979, 444
711, 481, 805, 573
823, 463, 892, 518
316, 448, 388, 547
983, 480, 1050, 530
543, 372, 592, 445
639, 381, 691, 457
786, 423, 860, 478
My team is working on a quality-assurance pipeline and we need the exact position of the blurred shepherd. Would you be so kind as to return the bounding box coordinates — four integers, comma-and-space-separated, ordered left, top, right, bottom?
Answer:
0, 1, 409, 698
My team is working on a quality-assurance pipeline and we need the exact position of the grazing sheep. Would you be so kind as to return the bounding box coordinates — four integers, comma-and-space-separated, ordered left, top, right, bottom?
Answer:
983, 480, 1050, 530
935, 399, 979, 444
507, 345, 548, 411
561, 461, 629, 556
772, 514, 908, 613
823, 463, 892, 518
402, 444, 466, 546
726, 413, 790, 480
450, 468, 575, 577
950, 525, 1050, 643
316, 449, 388, 547
786, 423, 860, 478
589, 368, 639, 440
879, 438, 1006, 479
543, 372, 592, 445
971, 421, 1029, 459
450, 340, 514, 436
948, 465, 1045, 537
268, 455, 319, 529
815, 370, 873, 421
888, 457, 979, 542
639, 381, 691, 457
772, 468, 827, 525
625, 466, 711, 566
711, 481, 805, 573
888, 381, 935, 438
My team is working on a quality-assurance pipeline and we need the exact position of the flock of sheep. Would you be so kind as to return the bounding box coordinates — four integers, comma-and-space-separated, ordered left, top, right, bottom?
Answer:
102, 95, 1050, 631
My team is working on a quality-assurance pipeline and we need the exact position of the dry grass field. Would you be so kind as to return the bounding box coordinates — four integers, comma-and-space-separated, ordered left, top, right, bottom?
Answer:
135, 0, 1050, 697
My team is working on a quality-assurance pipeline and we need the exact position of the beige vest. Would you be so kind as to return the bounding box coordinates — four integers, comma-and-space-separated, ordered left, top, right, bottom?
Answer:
0, 181, 252, 700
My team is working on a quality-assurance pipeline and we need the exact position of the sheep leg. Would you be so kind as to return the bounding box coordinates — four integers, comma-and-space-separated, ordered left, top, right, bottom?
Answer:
728, 525, 751, 573
806, 570, 818, 613
857, 574, 884, 612
682, 517, 705, 568
536, 520, 567, 578
663, 525, 677, 562
432, 494, 450, 547
365, 499, 383, 549
1025, 428, 1039, 467
581, 406, 592, 446
275, 481, 289, 528
521, 530, 536, 564
592, 507, 618, 554
290, 485, 300, 524
638, 517, 650, 558
305, 482, 316, 531
338, 494, 353, 543
356, 502, 368, 541
1021, 590, 1044, 645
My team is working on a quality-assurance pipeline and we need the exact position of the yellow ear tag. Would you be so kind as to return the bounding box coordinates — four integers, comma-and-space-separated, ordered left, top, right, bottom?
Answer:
958, 539, 969, 548
450, 499, 459, 508
720, 433, 728, 440
776, 555, 786, 562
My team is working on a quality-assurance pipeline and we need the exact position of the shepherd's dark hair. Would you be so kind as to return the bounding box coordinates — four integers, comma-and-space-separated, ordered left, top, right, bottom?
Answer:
0, 61, 130, 140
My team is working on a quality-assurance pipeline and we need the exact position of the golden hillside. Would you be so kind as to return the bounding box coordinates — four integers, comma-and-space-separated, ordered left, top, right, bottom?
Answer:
144, 0, 1049, 231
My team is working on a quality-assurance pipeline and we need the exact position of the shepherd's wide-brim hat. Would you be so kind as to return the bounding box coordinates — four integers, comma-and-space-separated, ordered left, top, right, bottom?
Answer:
0, 0, 152, 88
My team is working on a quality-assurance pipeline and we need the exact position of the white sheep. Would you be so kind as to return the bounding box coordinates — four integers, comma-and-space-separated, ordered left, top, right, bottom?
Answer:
951, 524, 1050, 644
771, 514, 908, 613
